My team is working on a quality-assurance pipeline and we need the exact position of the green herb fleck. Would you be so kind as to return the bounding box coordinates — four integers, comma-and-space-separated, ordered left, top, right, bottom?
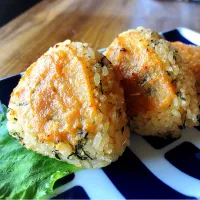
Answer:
68, 133, 93, 160
176, 92, 186, 101
146, 87, 156, 95
166, 71, 172, 76
179, 113, 186, 129
171, 79, 176, 84
52, 150, 61, 160
99, 80, 103, 94
16, 103, 29, 106
140, 77, 147, 86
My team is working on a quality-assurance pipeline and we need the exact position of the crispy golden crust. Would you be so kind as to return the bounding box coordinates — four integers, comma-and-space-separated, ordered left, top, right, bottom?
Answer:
7, 40, 130, 168
104, 27, 199, 136
105, 29, 176, 117
171, 41, 200, 94
8, 41, 98, 145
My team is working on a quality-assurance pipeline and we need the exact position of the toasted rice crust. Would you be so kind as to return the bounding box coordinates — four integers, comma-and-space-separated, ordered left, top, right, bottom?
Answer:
105, 27, 199, 137
171, 41, 200, 102
7, 40, 130, 168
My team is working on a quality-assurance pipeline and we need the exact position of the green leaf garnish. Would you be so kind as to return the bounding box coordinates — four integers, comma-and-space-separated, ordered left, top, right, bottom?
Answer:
0, 104, 80, 199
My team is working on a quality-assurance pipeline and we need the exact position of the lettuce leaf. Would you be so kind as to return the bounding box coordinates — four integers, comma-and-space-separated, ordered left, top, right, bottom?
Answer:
0, 104, 80, 199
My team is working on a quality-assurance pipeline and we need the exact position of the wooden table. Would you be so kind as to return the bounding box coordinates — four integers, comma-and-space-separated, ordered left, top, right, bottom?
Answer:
0, 0, 200, 79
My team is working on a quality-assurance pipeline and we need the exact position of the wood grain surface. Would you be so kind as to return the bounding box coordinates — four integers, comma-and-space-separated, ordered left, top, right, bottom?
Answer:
0, 0, 200, 78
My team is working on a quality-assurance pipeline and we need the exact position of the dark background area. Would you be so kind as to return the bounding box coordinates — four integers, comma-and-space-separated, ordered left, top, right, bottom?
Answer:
0, 0, 42, 27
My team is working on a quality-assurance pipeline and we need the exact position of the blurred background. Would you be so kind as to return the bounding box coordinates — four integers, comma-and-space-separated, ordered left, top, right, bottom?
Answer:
0, 0, 199, 78
0, 0, 42, 27
0, 0, 199, 30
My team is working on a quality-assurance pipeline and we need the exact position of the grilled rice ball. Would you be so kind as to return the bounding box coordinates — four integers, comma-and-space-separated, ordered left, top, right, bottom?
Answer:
171, 41, 200, 100
7, 40, 130, 168
104, 27, 199, 137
